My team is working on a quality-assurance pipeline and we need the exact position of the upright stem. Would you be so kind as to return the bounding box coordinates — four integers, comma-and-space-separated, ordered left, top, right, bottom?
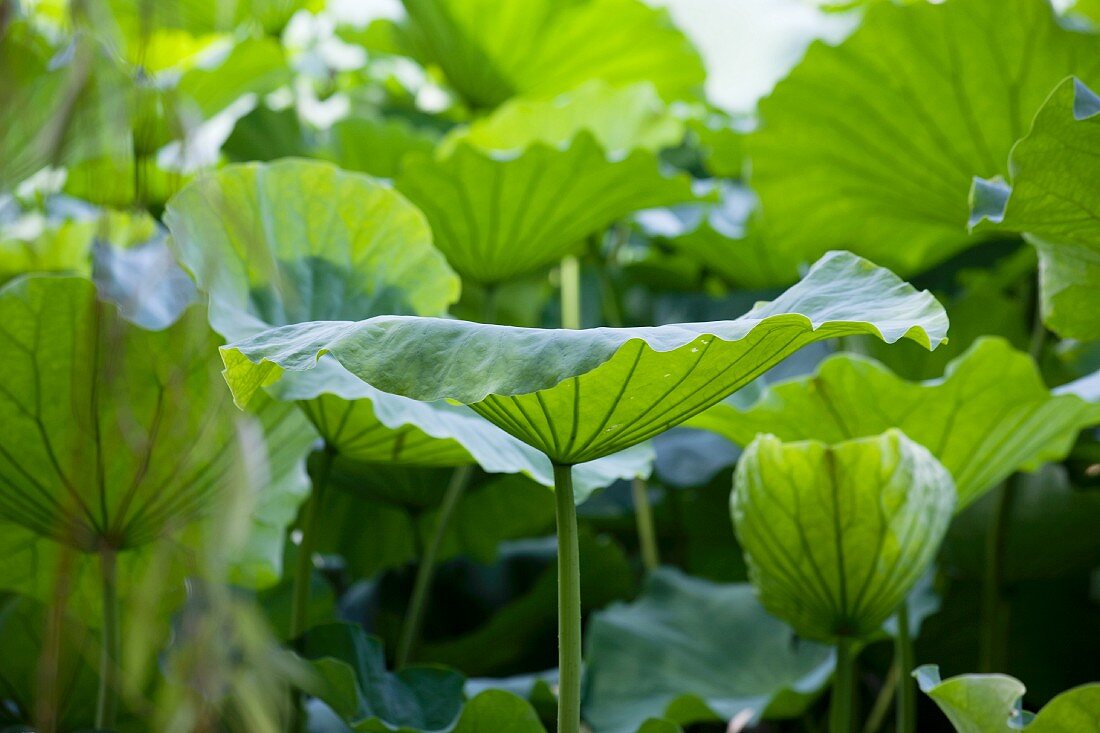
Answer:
95, 548, 120, 730
980, 480, 1015, 672
631, 477, 659, 572
396, 464, 474, 668
291, 446, 335, 642
560, 256, 582, 330
894, 603, 915, 733
830, 637, 856, 733
553, 463, 582, 733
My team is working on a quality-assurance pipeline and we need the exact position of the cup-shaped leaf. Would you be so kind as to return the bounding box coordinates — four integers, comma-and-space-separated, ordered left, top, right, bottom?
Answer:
915, 665, 1100, 733
0, 275, 268, 551
970, 78, 1100, 340
731, 429, 955, 642
222, 251, 948, 464
689, 337, 1100, 510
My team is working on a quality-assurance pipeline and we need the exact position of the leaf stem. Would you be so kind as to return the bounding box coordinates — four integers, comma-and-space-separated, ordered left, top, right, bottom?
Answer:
830, 636, 856, 733
894, 603, 915, 733
560, 256, 582, 330
396, 464, 474, 668
553, 463, 582, 733
291, 446, 335, 642
980, 479, 1015, 672
631, 477, 659, 571
95, 547, 120, 730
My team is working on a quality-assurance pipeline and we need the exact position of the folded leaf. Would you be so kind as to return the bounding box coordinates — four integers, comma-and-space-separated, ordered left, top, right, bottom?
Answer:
732, 430, 956, 641
222, 251, 948, 464
582, 567, 834, 733
970, 77, 1100, 339
915, 665, 1100, 733
748, 0, 1100, 282
689, 337, 1100, 509
395, 132, 696, 285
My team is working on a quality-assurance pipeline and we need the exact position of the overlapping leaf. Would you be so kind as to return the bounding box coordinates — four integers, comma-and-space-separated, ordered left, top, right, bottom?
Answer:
747, 0, 1100, 282
732, 430, 955, 641
689, 338, 1100, 509
222, 251, 948, 464
970, 77, 1100, 339
394, 0, 705, 108
167, 159, 651, 494
915, 665, 1100, 733
582, 568, 834, 733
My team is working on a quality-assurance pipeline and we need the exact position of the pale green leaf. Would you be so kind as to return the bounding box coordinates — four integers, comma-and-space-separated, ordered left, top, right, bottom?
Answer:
582, 567, 833, 733
970, 77, 1100, 339
221, 251, 948, 464
397, 0, 705, 108
915, 665, 1100, 733
747, 0, 1100, 282
395, 131, 697, 285
452, 690, 545, 733
732, 430, 956, 641
689, 338, 1100, 509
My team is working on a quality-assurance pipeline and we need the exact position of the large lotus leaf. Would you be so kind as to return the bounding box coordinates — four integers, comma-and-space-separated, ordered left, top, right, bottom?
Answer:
396, 0, 705, 108
164, 158, 460, 339
300, 622, 465, 733
0, 275, 284, 552
395, 132, 697, 285
222, 251, 948, 464
732, 430, 956, 642
915, 665, 1100, 733
970, 78, 1100, 340
451, 80, 684, 154
746, 0, 1100, 283
688, 338, 1100, 509
582, 567, 834, 733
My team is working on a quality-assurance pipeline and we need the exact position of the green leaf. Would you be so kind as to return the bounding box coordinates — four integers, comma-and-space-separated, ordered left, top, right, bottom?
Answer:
582, 567, 834, 733
451, 80, 684, 154
0, 218, 96, 285
732, 430, 956, 641
300, 622, 465, 733
970, 77, 1100, 339
323, 116, 439, 179
395, 131, 696, 285
166, 158, 650, 494
452, 690, 544, 733
221, 251, 948, 464
689, 338, 1100, 509
915, 665, 1100, 733
396, 0, 705, 108
164, 158, 460, 338
747, 0, 1100, 282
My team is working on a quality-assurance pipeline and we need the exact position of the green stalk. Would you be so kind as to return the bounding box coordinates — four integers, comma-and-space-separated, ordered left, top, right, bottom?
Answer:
830, 637, 855, 733
560, 256, 582, 330
290, 446, 335, 642
396, 464, 474, 668
980, 480, 1014, 671
553, 463, 582, 733
95, 547, 120, 730
631, 477, 659, 572
894, 603, 915, 733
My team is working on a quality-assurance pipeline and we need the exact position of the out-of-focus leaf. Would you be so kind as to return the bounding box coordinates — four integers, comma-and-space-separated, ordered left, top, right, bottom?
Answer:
395, 0, 705, 108
690, 338, 1100, 509
221, 251, 947, 464
747, 0, 1100, 282
582, 567, 833, 733
324, 116, 437, 179
732, 430, 955, 641
395, 132, 696, 285
451, 690, 544, 733
970, 78, 1100, 340
300, 622, 464, 733
0, 218, 96, 284
915, 665, 1100, 733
